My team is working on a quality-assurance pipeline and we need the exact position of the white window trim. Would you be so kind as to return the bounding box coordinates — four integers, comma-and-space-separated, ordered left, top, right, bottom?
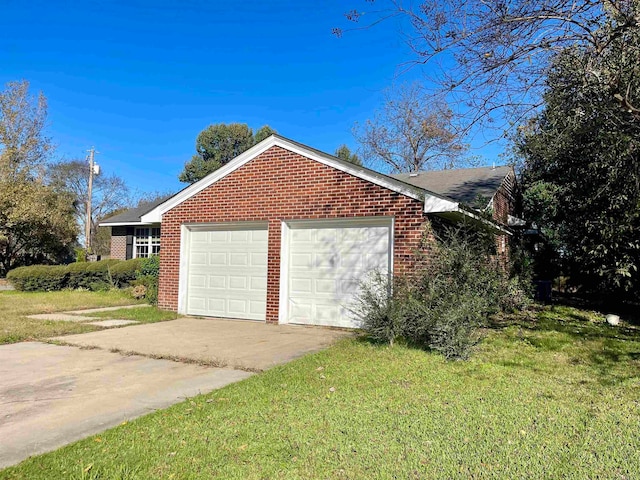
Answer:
133, 226, 160, 259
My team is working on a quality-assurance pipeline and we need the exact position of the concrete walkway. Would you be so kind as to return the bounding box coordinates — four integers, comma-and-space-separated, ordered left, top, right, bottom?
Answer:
54, 317, 352, 371
27, 304, 149, 325
0, 342, 252, 469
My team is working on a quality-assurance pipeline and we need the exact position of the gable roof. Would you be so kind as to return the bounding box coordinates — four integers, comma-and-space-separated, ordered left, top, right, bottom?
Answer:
99, 195, 174, 226
391, 165, 513, 205
140, 134, 459, 224
129, 134, 508, 234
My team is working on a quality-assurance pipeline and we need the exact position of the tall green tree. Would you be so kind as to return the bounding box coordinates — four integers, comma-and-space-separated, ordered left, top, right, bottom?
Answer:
179, 123, 276, 183
517, 24, 640, 297
334, 144, 362, 166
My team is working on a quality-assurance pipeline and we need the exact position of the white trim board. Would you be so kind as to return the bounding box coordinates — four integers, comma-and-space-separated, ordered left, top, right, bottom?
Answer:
141, 135, 448, 223
98, 221, 153, 227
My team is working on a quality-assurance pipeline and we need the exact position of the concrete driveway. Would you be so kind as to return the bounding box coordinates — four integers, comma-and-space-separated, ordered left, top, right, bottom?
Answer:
54, 317, 352, 371
0, 318, 350, 468
0, 342, 251, 468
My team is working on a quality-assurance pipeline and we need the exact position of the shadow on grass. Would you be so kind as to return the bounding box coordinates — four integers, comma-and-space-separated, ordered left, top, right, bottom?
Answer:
488, 303, 640, 387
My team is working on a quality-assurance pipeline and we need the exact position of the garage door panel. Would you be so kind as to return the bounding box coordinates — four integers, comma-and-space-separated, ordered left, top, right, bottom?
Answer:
365, 252, 389, 270
229, 253, 248, 266
190, 252, 208, 266
229, 230, 249, 242
251, 229, 268, 241
287, 220, 391, 328
341, 253, 362, 269
250, 276, 267, 290
251, 252, 268, 266
250, 300, 266, 315
291, 229, 312, 242
340, 278, 361, 295
314, 253, 337, 269
185, 225, 268, 321
289, 301, 312, 322
189, 297, 206, 311
191, 231, 209, 243
290, 277, 312, 293
228, 276, 247, 289
291, 253, 312, 268
208, 253, 226, 265
189, 274, 207, 288
208, 275, 226, 288
316, 228, 337, 243
315, 278, 336, 294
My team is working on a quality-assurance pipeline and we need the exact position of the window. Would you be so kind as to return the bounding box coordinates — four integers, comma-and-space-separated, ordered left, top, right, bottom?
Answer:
134, 227, 160, 258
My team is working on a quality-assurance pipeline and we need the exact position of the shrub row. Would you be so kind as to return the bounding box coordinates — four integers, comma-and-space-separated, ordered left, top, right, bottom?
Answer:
7, 258, 144, 292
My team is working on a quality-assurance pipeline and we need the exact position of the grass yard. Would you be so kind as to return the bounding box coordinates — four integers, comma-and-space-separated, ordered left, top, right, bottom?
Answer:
1, 304, 638, 479
0, 290, 173, 344
89, 307, 178, 323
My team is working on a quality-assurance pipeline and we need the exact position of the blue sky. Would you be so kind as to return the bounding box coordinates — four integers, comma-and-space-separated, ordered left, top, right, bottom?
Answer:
1, 0, 501, 198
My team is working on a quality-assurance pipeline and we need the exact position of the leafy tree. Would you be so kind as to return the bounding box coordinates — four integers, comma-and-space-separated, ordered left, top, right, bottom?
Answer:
354, 83, 465, 172
178, 123, 277, 183
47, 159, 130, 254
334, 144, 362, 166
0, 181, 77, 275
338, 1, 640, 136
0, 81, 76, 274
517, 30, 640, 297
254, 125, 277, 144
0, 80, 52, 180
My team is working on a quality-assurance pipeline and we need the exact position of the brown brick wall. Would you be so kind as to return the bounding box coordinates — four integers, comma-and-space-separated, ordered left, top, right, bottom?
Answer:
492, 168, 518, 263
158, 145, 435, 322
110, 226, 127, 260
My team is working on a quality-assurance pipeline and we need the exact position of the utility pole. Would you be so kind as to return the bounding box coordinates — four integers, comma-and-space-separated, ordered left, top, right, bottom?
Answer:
85, 147, 99, 253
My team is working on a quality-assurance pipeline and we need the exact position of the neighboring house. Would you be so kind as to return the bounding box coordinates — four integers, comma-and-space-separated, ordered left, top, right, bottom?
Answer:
100, 135, 517, 328
101, 196, 172, 260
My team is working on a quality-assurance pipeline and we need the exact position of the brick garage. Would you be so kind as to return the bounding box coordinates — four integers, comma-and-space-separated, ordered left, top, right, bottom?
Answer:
158, 145, 433, 325
137, 135, 512, 327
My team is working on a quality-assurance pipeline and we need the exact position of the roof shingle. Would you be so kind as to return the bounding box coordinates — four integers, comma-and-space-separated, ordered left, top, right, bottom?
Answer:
391, 165, 513, 205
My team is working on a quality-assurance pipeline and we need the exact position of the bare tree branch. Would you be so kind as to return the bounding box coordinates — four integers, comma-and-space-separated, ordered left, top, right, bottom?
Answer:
339, 0, 640, 138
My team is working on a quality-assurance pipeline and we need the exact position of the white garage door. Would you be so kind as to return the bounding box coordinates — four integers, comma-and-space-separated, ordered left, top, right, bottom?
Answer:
285, 219, 392, 328
185, 225, 268, 320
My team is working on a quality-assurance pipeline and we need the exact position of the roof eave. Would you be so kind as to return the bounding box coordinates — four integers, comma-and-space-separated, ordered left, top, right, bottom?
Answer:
98, 221, 156, 227
425, 199, 511, 235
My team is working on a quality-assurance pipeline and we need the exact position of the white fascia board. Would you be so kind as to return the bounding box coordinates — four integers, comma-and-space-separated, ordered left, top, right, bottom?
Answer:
97, 221, 153, 227
140, 137, 281, 223
508, 215, 526, 227
276, 138, 426, 202
424, 197, 511, 235
459, 209, 512, 235
423, 196, 460, 213
141, 135, 435, 223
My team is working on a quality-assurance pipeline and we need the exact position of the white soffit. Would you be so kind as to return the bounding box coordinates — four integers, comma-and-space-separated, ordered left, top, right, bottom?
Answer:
140, 135, 449, 223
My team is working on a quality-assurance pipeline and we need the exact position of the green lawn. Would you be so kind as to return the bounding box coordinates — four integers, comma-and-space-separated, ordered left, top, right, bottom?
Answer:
0, 290, 172, 344
89, 307, 178, 323
1, 304, 638, 479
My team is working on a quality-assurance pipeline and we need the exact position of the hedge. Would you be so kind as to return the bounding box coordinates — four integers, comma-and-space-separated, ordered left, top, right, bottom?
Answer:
7, 265, 69, 292
7, 258, 146, 292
